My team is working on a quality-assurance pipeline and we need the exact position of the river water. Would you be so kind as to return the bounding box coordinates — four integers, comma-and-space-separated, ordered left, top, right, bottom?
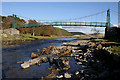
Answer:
2, 38, 85, 78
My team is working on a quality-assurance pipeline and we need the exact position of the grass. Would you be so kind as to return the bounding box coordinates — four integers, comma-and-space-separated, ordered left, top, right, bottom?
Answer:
1, 33, 62, 41
109, 46, 120, 56
90, 38, 108, 42
1, 32, 103, 42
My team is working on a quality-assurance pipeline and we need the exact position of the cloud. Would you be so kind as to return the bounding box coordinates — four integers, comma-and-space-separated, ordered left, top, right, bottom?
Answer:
63, 26, 105, 34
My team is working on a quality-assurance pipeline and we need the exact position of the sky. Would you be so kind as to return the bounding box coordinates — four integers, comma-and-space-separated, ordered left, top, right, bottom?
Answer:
2, 2, 119, 34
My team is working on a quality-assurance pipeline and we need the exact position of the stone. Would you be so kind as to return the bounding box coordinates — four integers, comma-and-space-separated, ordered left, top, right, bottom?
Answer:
31, 52, 38, 59
37, 63, 40, 66
56, 75, 63, 78
3, 28, 19, 35
13, 34, 20, 38
80, 70, 84, 73
89, 43, 96, 48
41, 56, 48, 62
64, 73, 71, 78
75, 54, 79, 57
97, 44, 102, 50
71, 54, 74, 57
21, 62, 30, 69
17, 61, 24, 64
76, 62, 82, 65
84, 53, 87, 56
72, 50, 76, 53
75, 71, 79, 75
78, 50, 82, 52
82, 65, 87, 68
80, 77, 84, 80
2, 34, 8, 38
99, 70, 109, 78
37, 49, 40, 52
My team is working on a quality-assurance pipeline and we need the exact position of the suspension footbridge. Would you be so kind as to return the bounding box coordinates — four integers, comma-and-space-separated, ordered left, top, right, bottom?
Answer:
12, 9, 113, 28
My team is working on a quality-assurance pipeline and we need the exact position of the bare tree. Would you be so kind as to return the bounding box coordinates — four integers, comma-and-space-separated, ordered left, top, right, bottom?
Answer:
91, 28, 100, 38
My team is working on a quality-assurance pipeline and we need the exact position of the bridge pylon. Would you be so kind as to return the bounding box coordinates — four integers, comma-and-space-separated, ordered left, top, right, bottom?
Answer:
106, 9, 110, 27
12, 14, 17, 28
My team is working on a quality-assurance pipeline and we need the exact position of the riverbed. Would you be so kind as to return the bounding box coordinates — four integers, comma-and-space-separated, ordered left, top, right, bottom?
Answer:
2, 38, 87, 78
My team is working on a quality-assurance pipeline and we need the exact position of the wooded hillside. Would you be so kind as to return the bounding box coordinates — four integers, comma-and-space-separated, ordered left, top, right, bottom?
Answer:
1, 16, 73, 36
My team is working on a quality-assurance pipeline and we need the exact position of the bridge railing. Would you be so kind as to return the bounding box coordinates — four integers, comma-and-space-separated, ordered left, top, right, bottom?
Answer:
14, 22, 107, 28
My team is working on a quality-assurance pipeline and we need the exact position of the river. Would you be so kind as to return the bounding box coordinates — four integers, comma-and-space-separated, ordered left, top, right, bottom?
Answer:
2, 38, 86, 78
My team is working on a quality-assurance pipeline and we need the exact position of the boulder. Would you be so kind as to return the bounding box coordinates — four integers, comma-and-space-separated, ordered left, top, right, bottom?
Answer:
3, 28, 19, 36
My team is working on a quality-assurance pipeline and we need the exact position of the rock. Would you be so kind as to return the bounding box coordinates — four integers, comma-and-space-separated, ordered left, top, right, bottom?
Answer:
31, 52, 38, 59
63, 42, 67, 45
3, 28, 19, 36
96, 44, 102, 50
21, 62, 30, 69
75, 54, 79, 57
72, 50, 76, 53
56, 75, 63, 78
71, 54, 74, 57
80, 70, 84, 73
2, 34, 8, 38
99, 70, 109, 78
37, 49, 40, 52
17, 61, 24, 64
78, 50, 82, 52
37, 62, 41, 66
84, 53, 87, 56
76, 62, 82, 65
85, 74, 89, 77
75, 71, 79, 75
82, 65, 87, 68
51, 50, 60, 54
41, 56, 48, 62
13, 34, 20, 38
89, 43, 96, 48
64, 73, 71, 78
80, 77, 84, 80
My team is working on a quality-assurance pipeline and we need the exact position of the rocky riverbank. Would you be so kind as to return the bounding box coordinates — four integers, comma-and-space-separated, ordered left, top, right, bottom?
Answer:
18, 39, 120, 79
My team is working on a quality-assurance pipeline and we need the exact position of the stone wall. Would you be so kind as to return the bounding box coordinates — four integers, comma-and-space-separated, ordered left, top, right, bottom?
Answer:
105, 27, 120, 41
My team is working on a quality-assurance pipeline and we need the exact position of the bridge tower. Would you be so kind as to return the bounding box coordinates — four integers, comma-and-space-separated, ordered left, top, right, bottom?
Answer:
12, 14, 17, 28
106, 9, 110, 27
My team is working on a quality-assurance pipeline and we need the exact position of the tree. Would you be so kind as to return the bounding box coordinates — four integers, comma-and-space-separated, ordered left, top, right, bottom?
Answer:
91, 28, 100, 38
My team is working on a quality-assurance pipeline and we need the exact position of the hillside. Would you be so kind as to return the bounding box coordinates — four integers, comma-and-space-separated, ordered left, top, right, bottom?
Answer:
18, 26, 73, 36
70, 32, 86, 35
1, 15, 72, 36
